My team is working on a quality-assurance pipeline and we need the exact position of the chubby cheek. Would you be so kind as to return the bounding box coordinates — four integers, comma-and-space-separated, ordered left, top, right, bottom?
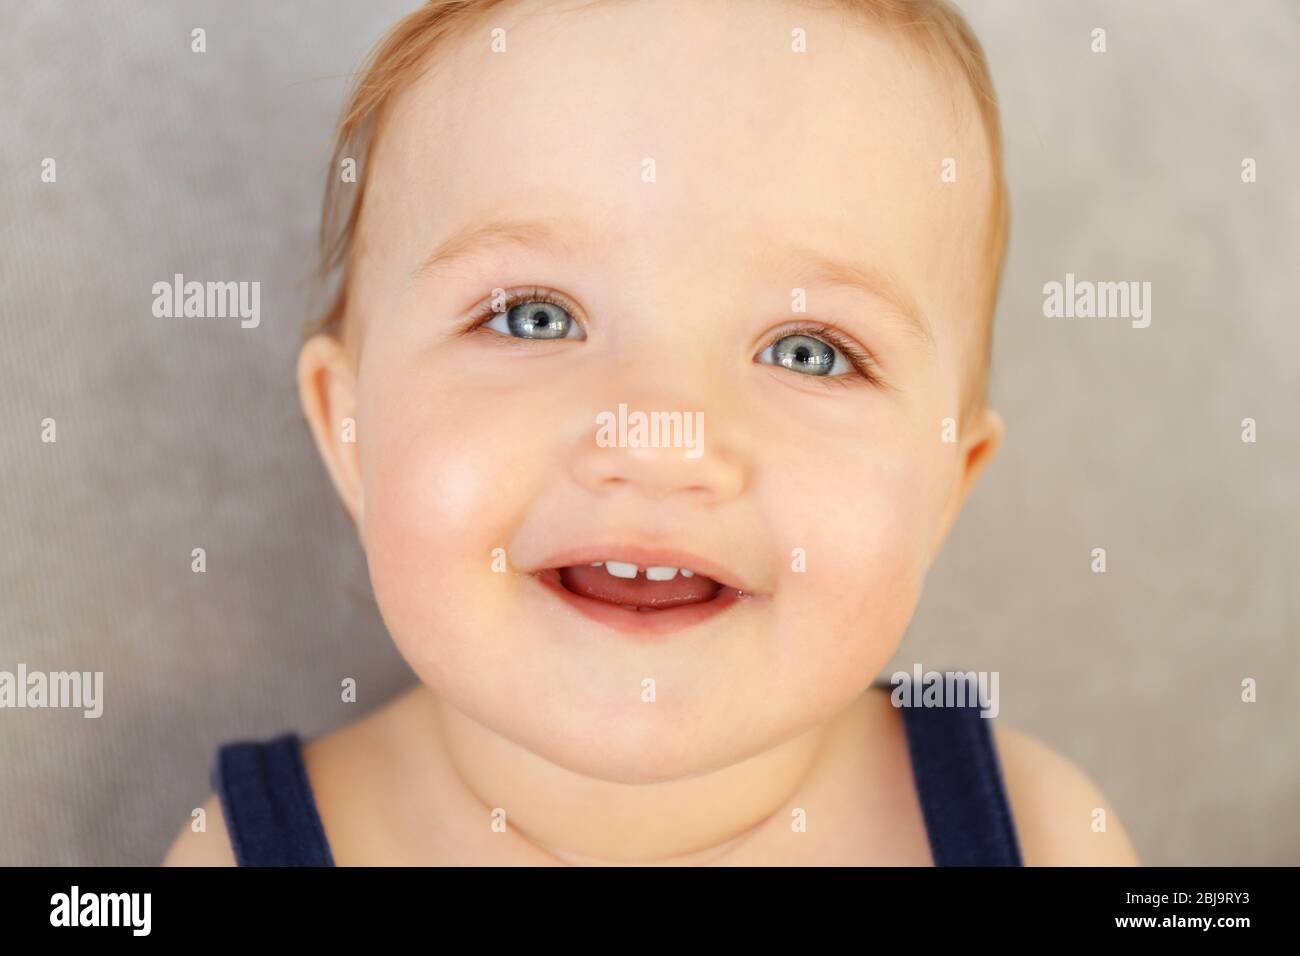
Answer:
769, 433, 950, 699
356, 375, 533, 687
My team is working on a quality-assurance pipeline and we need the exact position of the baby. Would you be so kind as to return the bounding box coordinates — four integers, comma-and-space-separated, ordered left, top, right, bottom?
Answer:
165, 0, 1138, 866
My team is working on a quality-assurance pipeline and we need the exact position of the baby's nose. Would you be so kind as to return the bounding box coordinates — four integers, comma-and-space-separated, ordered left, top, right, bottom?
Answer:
568, 401, 746, 505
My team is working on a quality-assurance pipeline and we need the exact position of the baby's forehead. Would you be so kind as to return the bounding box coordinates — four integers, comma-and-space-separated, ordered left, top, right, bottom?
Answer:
363, 0, 994, 330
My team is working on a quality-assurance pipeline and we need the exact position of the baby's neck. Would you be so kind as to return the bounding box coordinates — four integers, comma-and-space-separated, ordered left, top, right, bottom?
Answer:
329, 683, 906, 866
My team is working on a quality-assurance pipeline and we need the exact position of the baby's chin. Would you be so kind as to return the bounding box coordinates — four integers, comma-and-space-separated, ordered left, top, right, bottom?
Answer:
380, 602, 901, 785
409, 663, 842, 785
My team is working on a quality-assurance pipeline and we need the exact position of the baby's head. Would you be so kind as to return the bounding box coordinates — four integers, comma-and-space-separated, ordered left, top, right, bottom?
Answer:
298, 0, 1008, 782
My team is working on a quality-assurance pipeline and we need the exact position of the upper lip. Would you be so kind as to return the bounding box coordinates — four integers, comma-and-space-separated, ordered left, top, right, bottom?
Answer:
530, 544, 757, 593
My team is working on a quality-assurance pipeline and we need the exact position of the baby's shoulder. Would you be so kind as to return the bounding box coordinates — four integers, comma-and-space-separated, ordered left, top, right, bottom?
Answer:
161, 698, 408, 867
992, 720, 1140, 866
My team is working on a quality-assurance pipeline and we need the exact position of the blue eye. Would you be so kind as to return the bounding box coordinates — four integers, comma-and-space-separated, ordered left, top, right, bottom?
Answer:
480, 292, 585, 340
758, 332, 853, 377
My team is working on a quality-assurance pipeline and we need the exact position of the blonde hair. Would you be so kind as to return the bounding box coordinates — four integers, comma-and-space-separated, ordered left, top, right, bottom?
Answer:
311, 0, 1008, 415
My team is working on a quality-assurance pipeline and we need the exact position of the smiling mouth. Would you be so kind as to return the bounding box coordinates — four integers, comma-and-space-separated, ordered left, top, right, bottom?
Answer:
534, 560, 748, 632
556, 560, 727, 610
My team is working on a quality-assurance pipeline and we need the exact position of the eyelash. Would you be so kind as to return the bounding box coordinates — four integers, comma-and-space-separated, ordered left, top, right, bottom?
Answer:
462, 286, 581, 336
462, 287, 883, 387
759, 323, 882, 388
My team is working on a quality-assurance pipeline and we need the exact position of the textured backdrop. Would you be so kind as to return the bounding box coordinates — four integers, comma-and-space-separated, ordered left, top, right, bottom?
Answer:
1, 0, 1296, 866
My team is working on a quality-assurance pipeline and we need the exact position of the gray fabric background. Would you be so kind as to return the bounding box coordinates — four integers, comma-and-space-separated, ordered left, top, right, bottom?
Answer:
1, 0, 1295, 866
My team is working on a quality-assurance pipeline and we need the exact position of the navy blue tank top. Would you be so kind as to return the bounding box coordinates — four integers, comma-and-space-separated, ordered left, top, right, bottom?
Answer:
211, 685, 1022, 866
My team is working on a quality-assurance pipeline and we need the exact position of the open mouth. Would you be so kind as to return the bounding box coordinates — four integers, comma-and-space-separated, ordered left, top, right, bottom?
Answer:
558, 560, 727, 610
534, 558, 749, 632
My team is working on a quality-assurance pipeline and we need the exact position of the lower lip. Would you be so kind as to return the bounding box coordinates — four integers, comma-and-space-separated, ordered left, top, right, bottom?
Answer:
533, 569, 750, 636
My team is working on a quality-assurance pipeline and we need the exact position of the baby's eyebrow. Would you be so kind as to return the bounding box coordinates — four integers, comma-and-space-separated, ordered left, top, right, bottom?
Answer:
412, 214, 587, 281
770, 245, 936, 351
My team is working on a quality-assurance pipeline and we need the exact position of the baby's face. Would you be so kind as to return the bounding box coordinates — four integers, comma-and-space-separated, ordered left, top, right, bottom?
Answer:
331, 0, 999, 781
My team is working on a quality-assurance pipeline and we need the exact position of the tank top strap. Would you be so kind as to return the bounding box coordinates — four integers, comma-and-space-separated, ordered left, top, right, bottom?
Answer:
894, 686, 1023, 866
211, 732, 335, 867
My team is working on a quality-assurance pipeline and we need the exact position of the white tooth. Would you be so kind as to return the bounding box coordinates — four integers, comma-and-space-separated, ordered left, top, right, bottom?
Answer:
605, 560, 638, 579
646, 566, 678, 581
590, 561, 604, 566
680, 569, 694, 577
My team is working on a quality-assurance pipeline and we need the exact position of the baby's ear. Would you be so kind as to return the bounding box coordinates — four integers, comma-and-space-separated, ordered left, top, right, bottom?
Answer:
297, 333, 363, 529
929, 406, 1005, 561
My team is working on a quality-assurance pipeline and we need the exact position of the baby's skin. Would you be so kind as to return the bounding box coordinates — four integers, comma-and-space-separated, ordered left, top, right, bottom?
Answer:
167, 0, 1138, 866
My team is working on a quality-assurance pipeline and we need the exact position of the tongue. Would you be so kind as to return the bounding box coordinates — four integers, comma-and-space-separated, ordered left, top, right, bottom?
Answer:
559, 565, 722, 610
